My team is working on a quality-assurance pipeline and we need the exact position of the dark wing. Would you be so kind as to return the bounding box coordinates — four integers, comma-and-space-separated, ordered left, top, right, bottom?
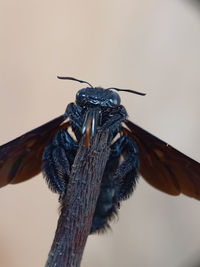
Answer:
123, 120, 200, 200
0, 115, 69, 188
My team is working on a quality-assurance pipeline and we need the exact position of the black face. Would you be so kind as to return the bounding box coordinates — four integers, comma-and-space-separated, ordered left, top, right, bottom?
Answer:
76, 87, 121, 108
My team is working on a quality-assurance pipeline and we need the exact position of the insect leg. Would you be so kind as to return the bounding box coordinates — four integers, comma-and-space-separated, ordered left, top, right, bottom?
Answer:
101, 106, 127, 139
112, 135, 139, 201
65, 103, 83, 140
42, 130, 78, 199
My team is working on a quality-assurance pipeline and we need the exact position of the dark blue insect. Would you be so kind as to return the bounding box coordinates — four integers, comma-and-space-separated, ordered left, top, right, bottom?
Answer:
42, 77, 142, 232
0, 77, 200, 234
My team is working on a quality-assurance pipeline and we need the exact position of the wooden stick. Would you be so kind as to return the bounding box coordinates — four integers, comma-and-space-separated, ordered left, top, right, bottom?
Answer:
45, 130, 110, 267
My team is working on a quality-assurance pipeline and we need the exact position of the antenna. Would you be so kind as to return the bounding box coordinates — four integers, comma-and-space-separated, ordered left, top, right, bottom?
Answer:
57, 76, 93, 88
57, 76, 146, 96
107, 87, 146, 96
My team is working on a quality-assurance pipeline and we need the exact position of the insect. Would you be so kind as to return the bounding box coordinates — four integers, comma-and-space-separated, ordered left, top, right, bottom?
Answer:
0, 77, 200, 233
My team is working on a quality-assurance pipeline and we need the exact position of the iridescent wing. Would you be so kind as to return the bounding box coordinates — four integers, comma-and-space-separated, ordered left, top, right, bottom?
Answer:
123, 120, 200, 200
0, 115, 69, 188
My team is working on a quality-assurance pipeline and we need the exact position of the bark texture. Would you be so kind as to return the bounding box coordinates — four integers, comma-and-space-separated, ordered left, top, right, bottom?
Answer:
45, 130, 110, 267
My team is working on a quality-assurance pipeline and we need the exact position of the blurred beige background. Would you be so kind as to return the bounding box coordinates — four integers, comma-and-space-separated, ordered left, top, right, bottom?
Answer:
0, 0, 200, 266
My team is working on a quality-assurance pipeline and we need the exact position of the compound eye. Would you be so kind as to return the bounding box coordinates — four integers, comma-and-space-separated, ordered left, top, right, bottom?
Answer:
76, 89, 86, 105
109, 92, 121, 106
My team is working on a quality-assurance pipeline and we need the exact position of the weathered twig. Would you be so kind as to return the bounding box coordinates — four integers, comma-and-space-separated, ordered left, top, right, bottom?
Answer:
45, 130, 111, 267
